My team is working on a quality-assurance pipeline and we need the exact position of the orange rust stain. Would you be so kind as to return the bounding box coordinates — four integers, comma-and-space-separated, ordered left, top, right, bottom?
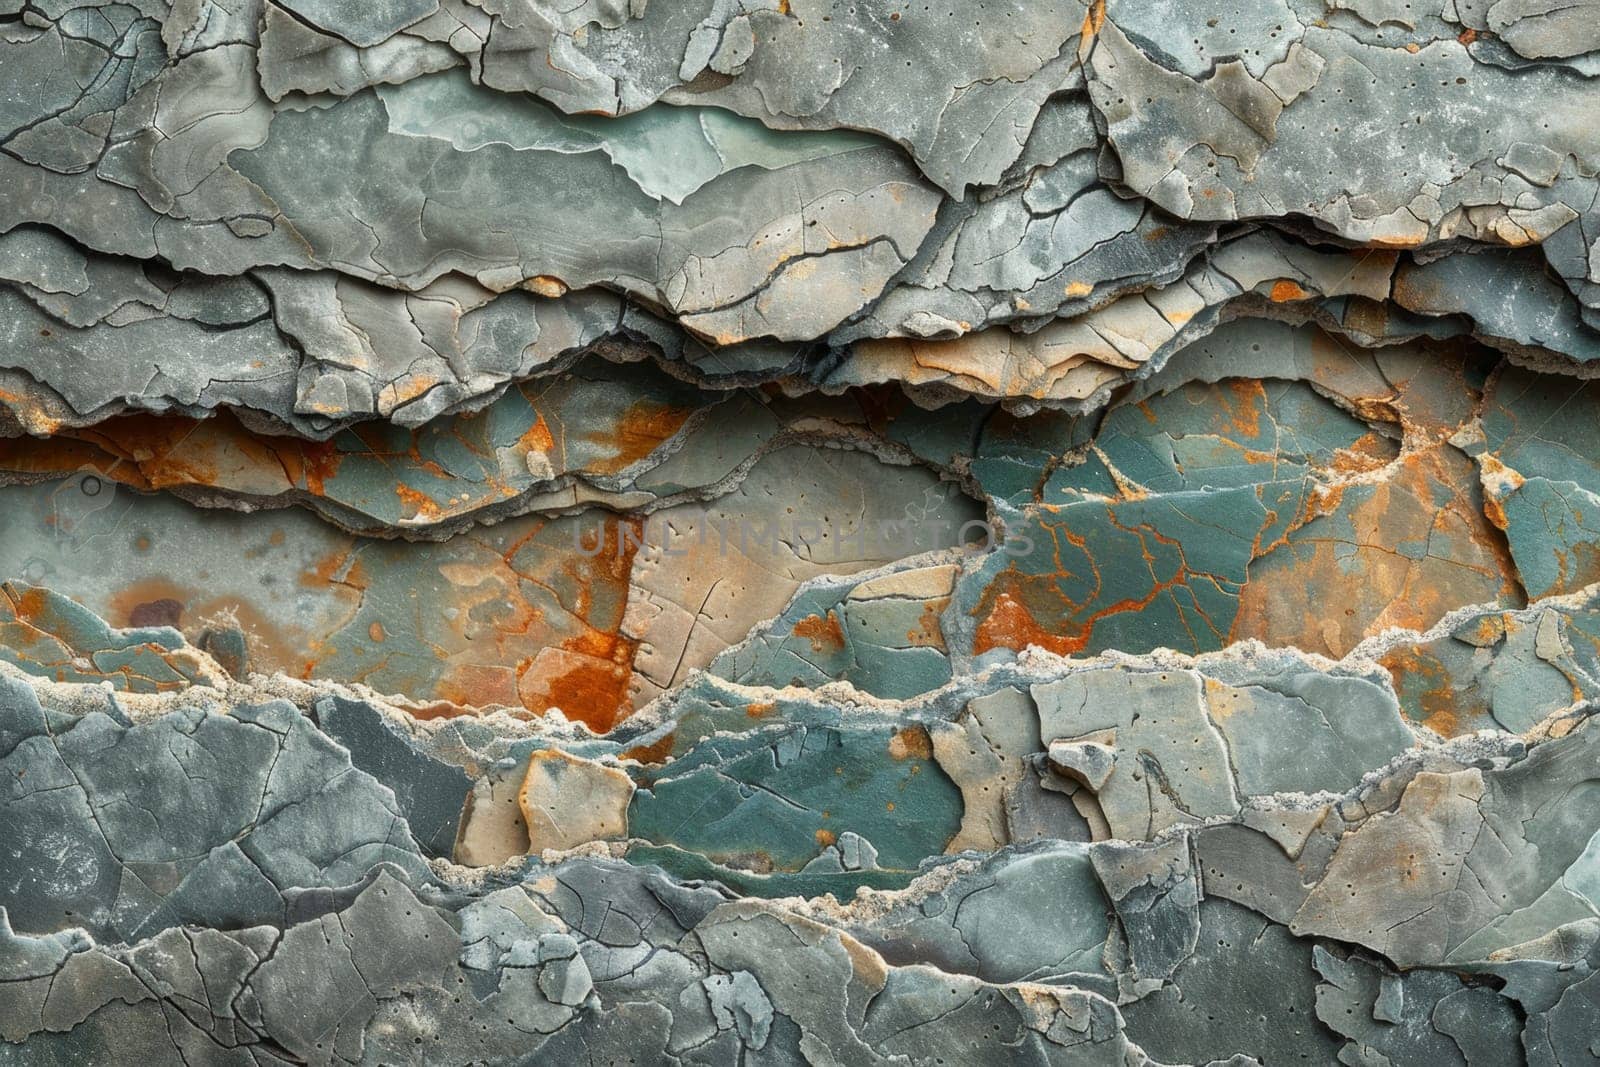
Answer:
972, 572, 1203, 655
134, 420, 225, 488
1378, 646, 1469, 737
216, 599, 310, 678
436, 662, 520, 711
1465, 614, 1506, 646
385, 374, 444, 410
301, 547, 360, 590
1080, 0, 1105, 36
746, 701, 777, 719
972, 506, 1243, 659
7, 583, 44, 614
585, 401, 693, 475
972, 586, 1082, 658
0, 436, 117, 482
815, 828, 837, 847
0, 411, 321, 500
532, 655, 633, 731
1458, 28, 1477, 43
1326, 433, 1399, 477
620, 731, 676, 765
300, 439, 343, 497
1345, 393, 1404, 428
368, 621, 386, 643
0, 388, 63, 433
519, 414, 555, 454
792, 610, 846, 653
1224, 379, 1268, 441
517, 515, 646, 733
1232, 445, 1522, 658
1482, 488, 1510, 531
888, 725, 933, 761
5, 584, 59, 630
404, 700, 478, 721
415, 458, 454, 483
394, 483, 443, 521
1269, 279, 1311, 303
905, 597, 949, 648
1477, 455, 1524, 532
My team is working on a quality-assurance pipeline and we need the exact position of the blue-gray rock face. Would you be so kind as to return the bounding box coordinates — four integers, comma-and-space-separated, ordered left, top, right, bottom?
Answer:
3, 1, 1600, 1062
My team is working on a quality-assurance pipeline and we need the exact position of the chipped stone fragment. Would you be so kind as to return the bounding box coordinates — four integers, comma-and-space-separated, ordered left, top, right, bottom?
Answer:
1046, 735, 1116, 791
517, 749, 633, 854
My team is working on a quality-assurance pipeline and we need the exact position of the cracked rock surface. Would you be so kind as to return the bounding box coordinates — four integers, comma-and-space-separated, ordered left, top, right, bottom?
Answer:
4, 0, 1600, 1062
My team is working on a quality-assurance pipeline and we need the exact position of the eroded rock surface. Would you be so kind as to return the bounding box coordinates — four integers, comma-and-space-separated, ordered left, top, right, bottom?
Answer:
4, 0, 1600, 1062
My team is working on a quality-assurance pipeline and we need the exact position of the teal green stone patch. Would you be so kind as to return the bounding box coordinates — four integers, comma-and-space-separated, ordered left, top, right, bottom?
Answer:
1494, 477, 1600, 599
623, 843, 921, 900
956, 479, 1306, 658
0, 581, 213, 693
626, 724, 963, 873
711, 566, 957, 699
1478, 368, 1600, 598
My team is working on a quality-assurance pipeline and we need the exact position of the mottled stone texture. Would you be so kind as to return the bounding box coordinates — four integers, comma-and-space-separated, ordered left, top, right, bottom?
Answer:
3, 1, 1600, 1063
